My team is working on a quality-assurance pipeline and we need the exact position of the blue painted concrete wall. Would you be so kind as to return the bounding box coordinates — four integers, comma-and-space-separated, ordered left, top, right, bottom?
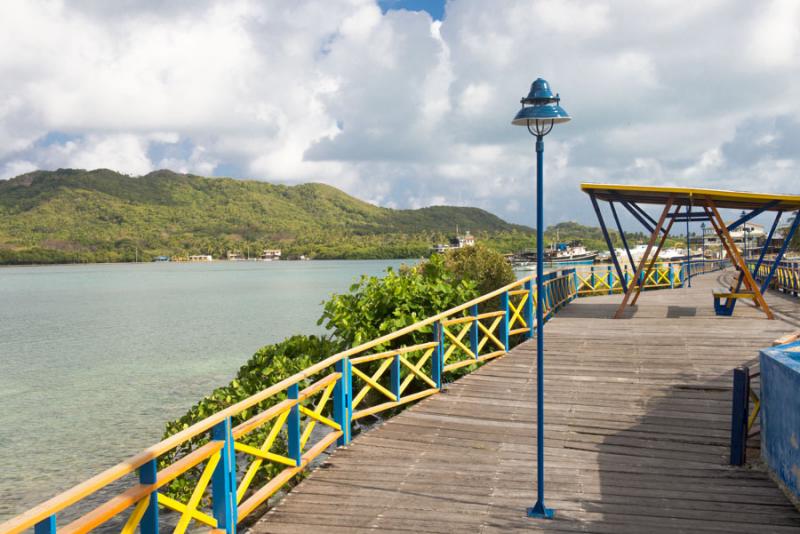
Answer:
760, 340, 800, 498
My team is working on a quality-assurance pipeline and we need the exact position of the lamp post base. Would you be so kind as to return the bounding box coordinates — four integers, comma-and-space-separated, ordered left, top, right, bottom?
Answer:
526, 502, 554, 519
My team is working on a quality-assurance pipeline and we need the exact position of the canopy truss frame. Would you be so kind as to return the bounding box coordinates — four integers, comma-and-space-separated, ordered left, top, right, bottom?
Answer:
581, 184, 800, 320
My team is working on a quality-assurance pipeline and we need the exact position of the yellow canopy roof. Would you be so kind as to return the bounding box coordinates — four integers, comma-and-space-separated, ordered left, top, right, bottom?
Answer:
581, 183, 800, 211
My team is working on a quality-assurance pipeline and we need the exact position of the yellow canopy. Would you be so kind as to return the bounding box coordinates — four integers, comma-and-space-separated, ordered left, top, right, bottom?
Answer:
581, 183, 800, 211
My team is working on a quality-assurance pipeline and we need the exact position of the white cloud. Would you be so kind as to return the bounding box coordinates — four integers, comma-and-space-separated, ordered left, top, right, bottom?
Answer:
0, 0, 799, 229
746, 0, 800, 69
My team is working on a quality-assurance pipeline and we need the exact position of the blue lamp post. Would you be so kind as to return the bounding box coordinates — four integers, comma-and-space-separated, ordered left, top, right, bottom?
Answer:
741, 210, 749, 259
701, 222, 706, 267
512, 78, 570, 520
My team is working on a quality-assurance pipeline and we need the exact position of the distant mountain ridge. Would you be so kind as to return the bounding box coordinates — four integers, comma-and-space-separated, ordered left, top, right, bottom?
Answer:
0, 169, 533, 263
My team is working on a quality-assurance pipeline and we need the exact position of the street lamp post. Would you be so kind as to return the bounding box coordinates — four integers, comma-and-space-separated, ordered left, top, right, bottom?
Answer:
512, 78, 570, 520
740, 210, 749, 260
700, 222, 706, 270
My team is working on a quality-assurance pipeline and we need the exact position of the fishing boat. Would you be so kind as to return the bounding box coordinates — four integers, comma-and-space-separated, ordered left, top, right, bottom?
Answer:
544, 243, 598, 264
510, 242, 598, 270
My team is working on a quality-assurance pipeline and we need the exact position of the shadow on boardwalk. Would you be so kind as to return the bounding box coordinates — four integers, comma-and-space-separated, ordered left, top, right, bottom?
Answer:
248, 270, 800, 534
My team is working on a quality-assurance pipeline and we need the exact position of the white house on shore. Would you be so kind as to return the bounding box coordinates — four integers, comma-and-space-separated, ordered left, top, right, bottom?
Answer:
261, 249, 282, 261
433, 230, 476, 253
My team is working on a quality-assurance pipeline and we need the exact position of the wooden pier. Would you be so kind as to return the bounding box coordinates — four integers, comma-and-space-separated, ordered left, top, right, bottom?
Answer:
251, 270, 800, 533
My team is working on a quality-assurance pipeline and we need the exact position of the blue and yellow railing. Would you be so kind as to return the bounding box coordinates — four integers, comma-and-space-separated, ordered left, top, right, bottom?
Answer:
2, 259, 730, 534
573, 259, 728, 296
750, 258, 800, 296
0, 268, 580, 534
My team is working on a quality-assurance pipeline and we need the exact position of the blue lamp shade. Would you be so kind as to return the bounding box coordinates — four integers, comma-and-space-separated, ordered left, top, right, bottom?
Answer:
511, 78, 571, 127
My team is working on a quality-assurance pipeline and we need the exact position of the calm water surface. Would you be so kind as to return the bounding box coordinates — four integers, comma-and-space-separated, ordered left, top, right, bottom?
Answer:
0, 260, 406, 520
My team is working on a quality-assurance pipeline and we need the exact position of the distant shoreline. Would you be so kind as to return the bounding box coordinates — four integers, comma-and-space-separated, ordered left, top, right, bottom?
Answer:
0, 258, 422, 269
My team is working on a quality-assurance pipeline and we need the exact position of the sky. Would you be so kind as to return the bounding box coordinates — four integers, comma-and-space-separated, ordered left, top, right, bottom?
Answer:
1, 0, 799, 228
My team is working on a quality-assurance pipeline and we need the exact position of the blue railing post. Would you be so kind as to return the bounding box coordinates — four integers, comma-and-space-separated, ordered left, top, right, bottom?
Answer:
333, 357, 352, 445
139, 459, 159, 534
607, 265, 614, 295
34, 516, 56, 534
433, 322, 443, 389
288, 384, 301, 466
390, 354, 401, 401
500, 291, 510, 351
470, 303, 480, 356
669, 264, 675, 288
730, 367, 749, 466
211, 416, 238, 533
572, 270, 579, 300
524, 280, 534, 338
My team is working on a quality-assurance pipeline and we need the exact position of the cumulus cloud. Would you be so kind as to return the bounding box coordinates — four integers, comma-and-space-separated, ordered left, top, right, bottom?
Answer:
0, 0, 798, 229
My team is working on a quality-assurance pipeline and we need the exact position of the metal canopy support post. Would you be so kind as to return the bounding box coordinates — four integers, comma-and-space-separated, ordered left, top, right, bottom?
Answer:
591, 194, 627, 293
609, 201, 635, 273
752, 211, 783, 281
760, 210, 800, 294
620, 200, 655, 233
630, 201, 668, 235
614, 199, 674, 318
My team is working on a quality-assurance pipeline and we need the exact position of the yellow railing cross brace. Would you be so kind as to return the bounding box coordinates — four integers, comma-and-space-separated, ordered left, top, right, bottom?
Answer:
234, 441, 296, 467
120, 496, 149, 534
443, 324, 472, 362
597, 274, 611, 290
398, 355, 438, 390
351, 357, 394, 408
748, 390, 761, 432
299, 380, 336, 449
477, 317, 505, 351
163, 451, 221, 533
508, 293, 528, 329
399, 347, 433, 394
352, 365, 397, 403
299, 405, 341, 432
236, 409, 290, 503
157, 494, 218, 529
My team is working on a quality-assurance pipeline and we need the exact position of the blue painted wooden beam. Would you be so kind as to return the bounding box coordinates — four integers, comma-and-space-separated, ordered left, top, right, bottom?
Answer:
727, 200, 779, 232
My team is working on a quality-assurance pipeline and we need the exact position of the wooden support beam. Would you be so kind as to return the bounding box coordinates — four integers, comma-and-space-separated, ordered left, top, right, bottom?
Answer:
614, 198, 673, 319
706, 199, 774, 319
631, 204, 681, 306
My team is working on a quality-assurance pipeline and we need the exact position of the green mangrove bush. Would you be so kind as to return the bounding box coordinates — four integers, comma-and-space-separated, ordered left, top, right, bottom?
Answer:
159, 251, 517, 502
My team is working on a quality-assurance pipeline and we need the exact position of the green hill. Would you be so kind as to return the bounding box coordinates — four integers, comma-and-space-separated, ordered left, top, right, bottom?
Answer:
0, 169, 536, 263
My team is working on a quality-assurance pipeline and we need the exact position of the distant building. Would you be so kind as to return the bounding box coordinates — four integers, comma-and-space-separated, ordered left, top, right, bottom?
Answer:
189, 254, 213, 262
434, 230, 476, 253
226, 250, 243, 261
703, 222, 766, 258
152, 255, 170, 262
261, 249, 282, 261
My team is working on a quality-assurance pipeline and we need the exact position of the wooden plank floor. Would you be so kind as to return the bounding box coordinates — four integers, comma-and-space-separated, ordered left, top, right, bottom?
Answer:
248, 270, 800, 533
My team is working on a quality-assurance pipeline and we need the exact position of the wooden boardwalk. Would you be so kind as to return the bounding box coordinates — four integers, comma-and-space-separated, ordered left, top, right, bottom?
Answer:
249, 271, 800, 533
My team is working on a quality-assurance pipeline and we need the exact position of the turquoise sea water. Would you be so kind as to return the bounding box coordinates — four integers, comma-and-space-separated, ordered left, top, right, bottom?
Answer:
0, 259, 406, 521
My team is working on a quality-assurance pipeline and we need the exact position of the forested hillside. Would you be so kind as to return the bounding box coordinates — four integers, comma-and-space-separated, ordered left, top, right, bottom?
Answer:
0, 169, 536, 263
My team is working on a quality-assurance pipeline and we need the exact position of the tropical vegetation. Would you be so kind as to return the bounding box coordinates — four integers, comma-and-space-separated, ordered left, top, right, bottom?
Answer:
159, 246, 513, 502
0, 168, 534, 263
